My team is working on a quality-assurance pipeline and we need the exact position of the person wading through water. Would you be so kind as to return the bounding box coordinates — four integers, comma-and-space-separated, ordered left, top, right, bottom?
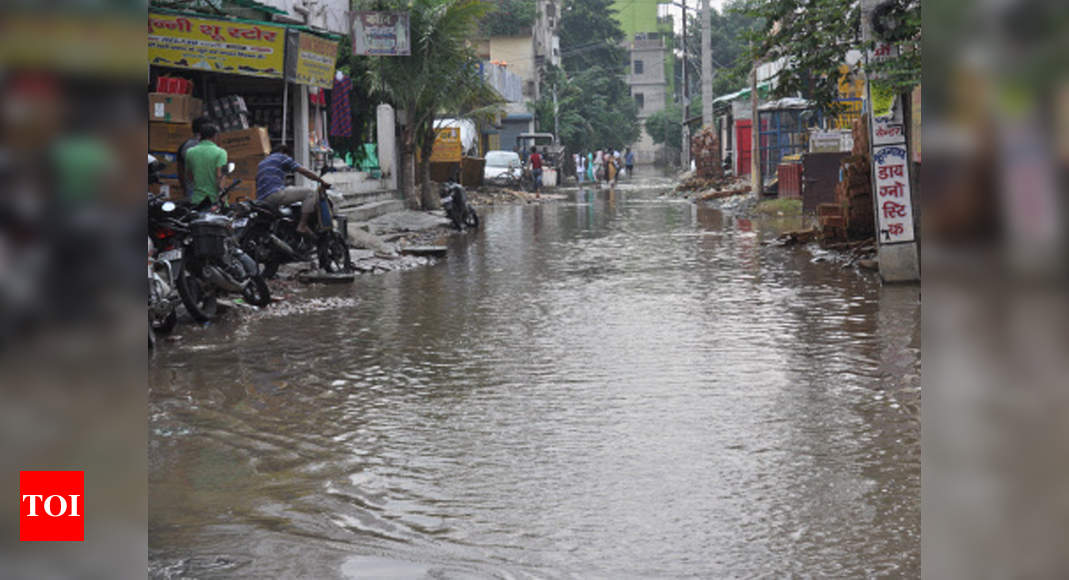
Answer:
529, 145, 543, 198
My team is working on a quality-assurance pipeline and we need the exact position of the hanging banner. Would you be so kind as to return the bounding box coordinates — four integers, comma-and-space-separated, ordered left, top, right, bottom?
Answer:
351, 12, 410, 56
148, 12, 286, 78
294, 32, 339, 89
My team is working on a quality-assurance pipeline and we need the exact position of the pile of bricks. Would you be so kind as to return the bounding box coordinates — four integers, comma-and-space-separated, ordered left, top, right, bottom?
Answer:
820, 116, 875, 243
691, 127, 722, 180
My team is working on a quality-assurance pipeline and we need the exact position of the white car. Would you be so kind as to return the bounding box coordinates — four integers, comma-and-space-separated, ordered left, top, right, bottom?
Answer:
483, 150, 522, 185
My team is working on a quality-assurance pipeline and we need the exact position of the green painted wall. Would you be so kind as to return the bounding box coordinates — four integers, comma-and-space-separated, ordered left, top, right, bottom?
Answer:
612, 0, 659, 38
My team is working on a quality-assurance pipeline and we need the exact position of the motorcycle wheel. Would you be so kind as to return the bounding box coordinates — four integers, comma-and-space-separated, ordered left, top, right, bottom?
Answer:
318, 232, 353, 273
464, 206, 479, 229
176, 267, 218, 322
243, 228, 278, 279
242, 275, 271, 307
152, 308, 178, 335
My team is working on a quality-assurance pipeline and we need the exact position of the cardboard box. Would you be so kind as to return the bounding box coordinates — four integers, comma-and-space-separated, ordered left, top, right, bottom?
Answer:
149, 122, 193, 152
229, 154, 265, 182
149, 151, 179, 179
149, 178, 182, 199
148, 93, 202, 123
223, 180, 257, 204
217, 127, 270, 159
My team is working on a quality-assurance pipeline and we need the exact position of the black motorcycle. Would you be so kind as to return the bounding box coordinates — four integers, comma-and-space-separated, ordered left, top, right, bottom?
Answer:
147, 192, 190, 338
236, 170, 352, 279
174, 166, 270, 321
440, 180, 479, 230
148, 155, 188, 344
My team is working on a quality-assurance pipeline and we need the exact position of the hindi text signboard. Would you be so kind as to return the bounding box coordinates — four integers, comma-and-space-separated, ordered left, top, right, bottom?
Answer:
872, 144, 915, 243
351, 12, 410, 56
430, 127, 462, 163
294, 32, 338, 89
149, 12, 285, 78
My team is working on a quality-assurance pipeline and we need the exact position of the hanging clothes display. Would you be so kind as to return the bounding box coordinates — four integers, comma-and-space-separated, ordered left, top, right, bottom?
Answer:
329, 73, 352, 138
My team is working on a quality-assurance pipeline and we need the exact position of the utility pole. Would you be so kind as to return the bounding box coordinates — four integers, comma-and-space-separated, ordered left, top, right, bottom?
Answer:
700, 0, 712, 128
750, 58, 761, 196
553, 83, 559, 141
680, 0, 689, 168
861, 0, 919, 282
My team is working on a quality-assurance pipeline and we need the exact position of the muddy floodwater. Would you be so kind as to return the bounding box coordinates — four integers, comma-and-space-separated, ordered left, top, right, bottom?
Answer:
149, 186, 920, 578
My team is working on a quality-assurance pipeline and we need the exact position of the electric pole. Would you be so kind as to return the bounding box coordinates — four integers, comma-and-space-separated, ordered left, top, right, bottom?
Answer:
700, 0, 712, 128
680, 0, 689, 168
750, 57, 761, 196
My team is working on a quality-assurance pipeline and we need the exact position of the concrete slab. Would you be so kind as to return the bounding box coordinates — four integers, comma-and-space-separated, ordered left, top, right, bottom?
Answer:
400, 246, 448, 257
339, 199, 406, 222
367, 210, 451, 234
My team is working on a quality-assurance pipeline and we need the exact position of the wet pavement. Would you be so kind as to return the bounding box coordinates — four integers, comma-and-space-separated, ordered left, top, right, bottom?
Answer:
149, 184, 920, 578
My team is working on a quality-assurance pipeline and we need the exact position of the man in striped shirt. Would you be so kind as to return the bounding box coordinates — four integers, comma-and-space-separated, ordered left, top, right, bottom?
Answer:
256, 145, 329, 236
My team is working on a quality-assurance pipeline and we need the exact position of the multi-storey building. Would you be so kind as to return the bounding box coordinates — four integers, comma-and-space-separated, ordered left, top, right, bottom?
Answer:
613, 0, 674, 164
475, 0, 560, 153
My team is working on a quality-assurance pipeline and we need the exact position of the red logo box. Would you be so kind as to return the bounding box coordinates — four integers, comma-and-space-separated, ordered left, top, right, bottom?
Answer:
19, 471, 84, 542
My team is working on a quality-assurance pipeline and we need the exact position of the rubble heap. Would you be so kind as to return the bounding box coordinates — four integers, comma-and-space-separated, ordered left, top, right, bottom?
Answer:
691, 126, 722, 180
820, 116, 875, 243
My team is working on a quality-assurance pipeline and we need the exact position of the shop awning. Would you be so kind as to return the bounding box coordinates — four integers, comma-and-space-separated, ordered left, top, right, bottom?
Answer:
712, 81, 774, 105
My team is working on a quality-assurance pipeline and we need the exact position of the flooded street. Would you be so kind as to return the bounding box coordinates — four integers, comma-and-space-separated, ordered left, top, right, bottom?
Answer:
149, 186, 920, 578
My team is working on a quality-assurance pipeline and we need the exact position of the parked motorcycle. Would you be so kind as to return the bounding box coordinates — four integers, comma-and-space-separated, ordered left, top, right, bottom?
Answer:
440, 179, 479, 231
147, 193, 189, 339
148, 154, 185, 345
175, 165, 270, 321
236, 168, 353, 279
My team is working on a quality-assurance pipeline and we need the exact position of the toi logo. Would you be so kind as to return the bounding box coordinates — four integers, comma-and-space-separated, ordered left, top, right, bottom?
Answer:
19, 471, 84, 542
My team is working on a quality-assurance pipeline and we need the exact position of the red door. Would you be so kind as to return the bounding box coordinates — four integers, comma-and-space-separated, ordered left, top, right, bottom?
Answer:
735, 120, 751, 176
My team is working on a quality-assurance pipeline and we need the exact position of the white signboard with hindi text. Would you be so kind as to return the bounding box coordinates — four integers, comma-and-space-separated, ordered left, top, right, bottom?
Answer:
352, 12, 410, 56
872, 144, 915, 243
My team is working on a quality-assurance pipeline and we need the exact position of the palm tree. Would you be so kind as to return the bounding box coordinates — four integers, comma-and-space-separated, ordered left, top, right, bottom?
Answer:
371, 0, 493, 210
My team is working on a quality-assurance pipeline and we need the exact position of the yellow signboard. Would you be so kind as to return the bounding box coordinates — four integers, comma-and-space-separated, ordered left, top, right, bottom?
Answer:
295, 32, 339, 89
430, 127, 462, 163
148, 12, 285, 78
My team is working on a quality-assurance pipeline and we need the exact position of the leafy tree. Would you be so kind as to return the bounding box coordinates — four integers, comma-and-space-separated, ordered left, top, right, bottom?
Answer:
533, 0, 639, 154
365, 0, 491, 210
677, 2, 759, 110
479, 0, 537, 36
742, 0, 920, 115
644, 105, 683, 150
862, 0, 920, 94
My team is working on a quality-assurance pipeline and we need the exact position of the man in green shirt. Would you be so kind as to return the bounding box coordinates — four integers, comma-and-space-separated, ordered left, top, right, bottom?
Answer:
182, 123, 228, 206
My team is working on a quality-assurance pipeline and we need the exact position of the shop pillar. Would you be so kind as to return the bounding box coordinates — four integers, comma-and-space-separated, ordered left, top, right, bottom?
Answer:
377, 104, 397, 190
294, 84, 311, 185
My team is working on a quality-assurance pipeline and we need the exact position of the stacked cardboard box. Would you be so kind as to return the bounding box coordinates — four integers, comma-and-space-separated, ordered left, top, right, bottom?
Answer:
149, 179, 182, 199
217, 126, 271, 203
149, 92, 203, 123
148, 90, 203, 199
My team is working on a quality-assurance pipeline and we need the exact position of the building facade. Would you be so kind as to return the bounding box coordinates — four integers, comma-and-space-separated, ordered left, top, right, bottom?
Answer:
628, 34, 669, 164
476, 2, 559, 154
612, 1, 673, 165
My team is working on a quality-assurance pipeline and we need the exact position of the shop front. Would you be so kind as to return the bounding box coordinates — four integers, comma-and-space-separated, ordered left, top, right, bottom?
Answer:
148, 9, 340, 201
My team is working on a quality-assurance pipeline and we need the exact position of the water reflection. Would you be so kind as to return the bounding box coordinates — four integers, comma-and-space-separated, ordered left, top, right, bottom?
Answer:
150, 188, 920, 578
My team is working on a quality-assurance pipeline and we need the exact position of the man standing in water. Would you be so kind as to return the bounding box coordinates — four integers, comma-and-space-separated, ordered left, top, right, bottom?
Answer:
625, 147, 635, 179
